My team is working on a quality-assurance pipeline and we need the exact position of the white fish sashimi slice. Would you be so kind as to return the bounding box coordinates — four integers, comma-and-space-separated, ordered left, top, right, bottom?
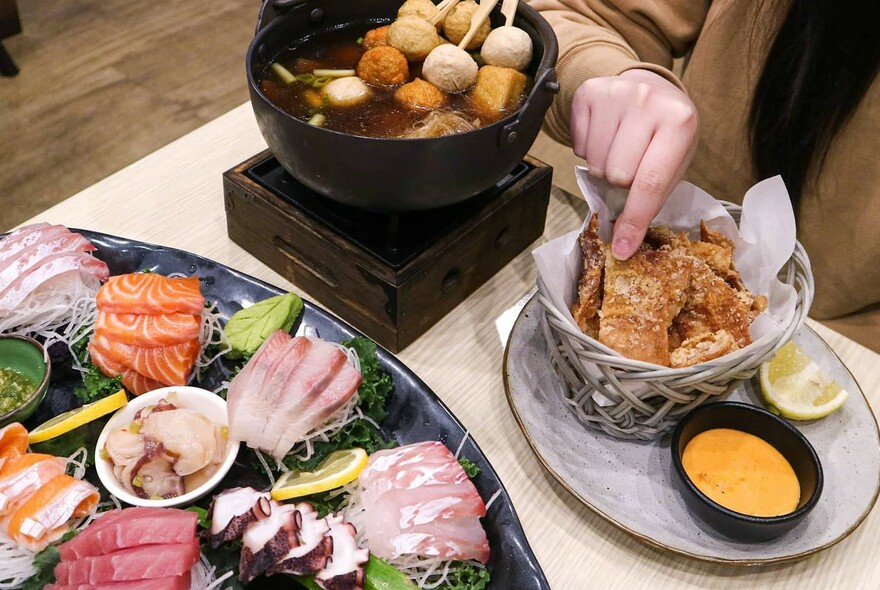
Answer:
227, 330, 291, 446
359, 441, 468, 494
0, 252, 109, 315
0, 223, 62, 263
250, 336, 315, 452
261, 337, 348, 458
388, 518, 490, 562
268, 345, 361, 460
0, 232, 95, 285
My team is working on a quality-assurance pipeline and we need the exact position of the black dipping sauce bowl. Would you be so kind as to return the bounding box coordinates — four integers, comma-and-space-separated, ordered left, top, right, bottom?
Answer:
671, 401, 823, 542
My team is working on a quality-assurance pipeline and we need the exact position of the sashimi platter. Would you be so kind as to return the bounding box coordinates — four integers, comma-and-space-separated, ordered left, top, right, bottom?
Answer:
0, 224, 547, 590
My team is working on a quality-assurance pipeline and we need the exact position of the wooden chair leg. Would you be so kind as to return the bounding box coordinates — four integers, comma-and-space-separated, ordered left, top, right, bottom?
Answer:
0, 40, 18, 76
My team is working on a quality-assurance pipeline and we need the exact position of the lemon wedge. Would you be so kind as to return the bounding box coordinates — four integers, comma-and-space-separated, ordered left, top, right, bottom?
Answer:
271, 448, 369, 501
759, 341, 848, 420
28, 389, 128, 444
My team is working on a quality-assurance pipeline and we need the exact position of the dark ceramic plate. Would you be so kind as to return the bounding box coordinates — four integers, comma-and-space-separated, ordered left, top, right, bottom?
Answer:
35, 230, 549, 590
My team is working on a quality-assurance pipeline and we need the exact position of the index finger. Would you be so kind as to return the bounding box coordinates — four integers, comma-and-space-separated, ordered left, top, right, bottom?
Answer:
611, 128, 692, 259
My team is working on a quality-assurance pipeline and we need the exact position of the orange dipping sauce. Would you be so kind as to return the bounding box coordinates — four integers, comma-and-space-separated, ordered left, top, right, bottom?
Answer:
682, 428, 800, 517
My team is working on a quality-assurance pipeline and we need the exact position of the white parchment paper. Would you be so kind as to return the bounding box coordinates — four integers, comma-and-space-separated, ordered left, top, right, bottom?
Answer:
533, 167, 801, 369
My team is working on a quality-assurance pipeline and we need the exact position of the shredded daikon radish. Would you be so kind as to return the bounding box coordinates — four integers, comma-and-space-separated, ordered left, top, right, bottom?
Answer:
0, 535, 36, 589
253, 449, 277, 489
194, 301, 230, 377
453, 431, 470, 459
0, 272, 99, 357
190, 552, 235, 590
65, 447, 89, 480
484, 488, 502, 511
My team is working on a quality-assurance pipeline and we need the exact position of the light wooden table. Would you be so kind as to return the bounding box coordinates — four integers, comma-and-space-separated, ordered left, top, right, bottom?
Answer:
15, 103, 880, 589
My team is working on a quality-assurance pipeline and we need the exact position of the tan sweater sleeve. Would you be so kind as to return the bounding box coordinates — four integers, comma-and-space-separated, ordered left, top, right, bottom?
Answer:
528, 0, 707, 144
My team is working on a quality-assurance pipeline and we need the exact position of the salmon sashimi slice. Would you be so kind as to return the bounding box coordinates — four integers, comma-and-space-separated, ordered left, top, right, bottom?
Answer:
227, 330, 291, 446
90, 334, 199, 386
0, 453, 67, 515
88, 341, 168, 396
0, 422, 29, 469
95, 311, 201, 347
6, 474, 99, 552
58, 507, 197, 560
96, 274, 204, 315
54, 539, 200, 585
270, 354, 361, 459
45, 571, 191, 590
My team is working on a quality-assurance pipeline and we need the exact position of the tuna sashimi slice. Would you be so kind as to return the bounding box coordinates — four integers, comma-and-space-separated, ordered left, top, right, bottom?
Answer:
269, 353, 361, 459
227, 330, 291, 446
45, 571, 191, 590
358, 441, 469, 493
95, 311, 201, 347
88, 341, 166, 396
96, 274, 204, 315
90, 333, 200, 386
54, 539, 200, 585
58, 507, 197, 560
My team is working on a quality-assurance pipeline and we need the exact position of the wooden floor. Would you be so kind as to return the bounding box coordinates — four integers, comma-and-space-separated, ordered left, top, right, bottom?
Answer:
0, 0, 257, 229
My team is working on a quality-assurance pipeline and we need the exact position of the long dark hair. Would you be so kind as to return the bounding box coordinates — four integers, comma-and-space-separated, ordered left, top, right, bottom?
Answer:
748, 0, 880, 213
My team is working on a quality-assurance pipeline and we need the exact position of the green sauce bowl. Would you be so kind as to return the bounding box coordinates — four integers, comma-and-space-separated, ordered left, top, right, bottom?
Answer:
0, 335, 51, 428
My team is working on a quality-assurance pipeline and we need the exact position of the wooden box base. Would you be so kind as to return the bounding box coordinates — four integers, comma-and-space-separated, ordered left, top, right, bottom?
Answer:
224, 151, 552, 352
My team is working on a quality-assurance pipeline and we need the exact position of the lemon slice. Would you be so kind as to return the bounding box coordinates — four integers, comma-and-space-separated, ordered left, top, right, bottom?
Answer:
271, 448, 369, 501
28, 389, 128, 444
759, 341, 848, 420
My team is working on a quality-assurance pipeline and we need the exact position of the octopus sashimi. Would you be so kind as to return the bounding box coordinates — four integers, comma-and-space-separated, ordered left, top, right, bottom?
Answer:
95, 311, 201, 347
96, 274, 204, 315
90, 334, 199, 387
359, 441, 490, 564
87, 345, 165, 396
5, 474, 99, 552
0, 422, 28, 469
138, 408, 220, 476
0, 252, 109, 314
0, 453, 67, 515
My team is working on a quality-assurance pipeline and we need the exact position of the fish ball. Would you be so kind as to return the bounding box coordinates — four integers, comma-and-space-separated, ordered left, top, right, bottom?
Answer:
398, 0, 439, 25
422, 44, 478, 92
481, 26, 533, 71
324, 76, 371, 107
387, 15, 442, 62
395, 78, 448, 110
357, 46, 410, 86
363, 25, 390, 50
443, 1, 491, 51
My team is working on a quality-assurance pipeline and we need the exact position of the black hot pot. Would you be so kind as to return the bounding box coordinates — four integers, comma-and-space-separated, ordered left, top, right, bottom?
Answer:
247, 0, 559, 211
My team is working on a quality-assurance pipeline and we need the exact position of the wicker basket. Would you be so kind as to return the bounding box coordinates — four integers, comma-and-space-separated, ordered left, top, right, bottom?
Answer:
537, 203, 814, 440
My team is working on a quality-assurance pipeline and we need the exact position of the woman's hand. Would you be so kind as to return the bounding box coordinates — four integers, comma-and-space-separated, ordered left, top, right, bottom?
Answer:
571, 69, 699, 259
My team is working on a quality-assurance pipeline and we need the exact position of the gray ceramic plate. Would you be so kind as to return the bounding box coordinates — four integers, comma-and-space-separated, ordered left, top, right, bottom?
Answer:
504, 295, 880, 565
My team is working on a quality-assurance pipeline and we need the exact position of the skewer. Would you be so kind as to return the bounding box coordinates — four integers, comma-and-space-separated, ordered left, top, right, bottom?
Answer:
430, 0, 461, 25
458, 0, 500, 49
500, 0, 517, 26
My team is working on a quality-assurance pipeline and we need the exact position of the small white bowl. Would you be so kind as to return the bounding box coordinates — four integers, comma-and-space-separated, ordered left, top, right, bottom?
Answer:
95, 386, 239, 508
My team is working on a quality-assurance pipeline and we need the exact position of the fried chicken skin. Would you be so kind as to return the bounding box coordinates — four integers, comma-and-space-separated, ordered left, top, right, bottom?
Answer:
570, 214, 605, 338
674, 260, 752, 348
